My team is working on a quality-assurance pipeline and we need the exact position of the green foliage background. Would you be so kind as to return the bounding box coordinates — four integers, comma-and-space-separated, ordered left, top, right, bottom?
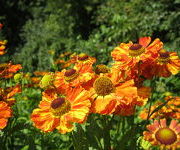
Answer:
0, 0, 180, 71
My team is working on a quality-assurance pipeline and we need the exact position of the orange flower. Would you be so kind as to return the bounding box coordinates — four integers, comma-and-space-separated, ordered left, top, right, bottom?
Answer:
153, 49, 180, 77
31, 86, 91, 133
69, 53, 96, 73
143, 119, 180, 150
7, 64, 22, 73
0, 101, 12, 129
140, 48, 180, 79
90, 71, 138, 115
110, 38, 163, 84
0, 85, 21, 105
0, 62, 22, 78
111, 37, 163, 67
54, 65, 95, 91
139, 97, 180, 120
94, 64, 110, 75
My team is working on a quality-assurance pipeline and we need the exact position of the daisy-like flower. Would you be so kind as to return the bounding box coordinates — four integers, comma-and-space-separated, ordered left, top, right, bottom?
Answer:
154, 49, 180, 77
31, 86, 91, 134
111, 37, 163, 68
0, 85, 21, 106
54, 64, 95, 91
0, 101, 12, 129
90, 71, 138, 115
140, 48, 180, 79
143, 119, 180, 150
70, 53, 96, 65
0, 62, 22, 78
94, 64, 110, 75
54, 53, 96, 90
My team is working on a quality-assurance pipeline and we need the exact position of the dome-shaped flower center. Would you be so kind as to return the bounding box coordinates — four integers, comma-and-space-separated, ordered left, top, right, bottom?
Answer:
78, 53, 89, 61
64, 69, 79, 82
158, 49, 170, 64
51, 98, 71, 117
129, 44, 145, 57
155, 127, 177, 145
94, 64, 109, 74
93, 77, 115, 96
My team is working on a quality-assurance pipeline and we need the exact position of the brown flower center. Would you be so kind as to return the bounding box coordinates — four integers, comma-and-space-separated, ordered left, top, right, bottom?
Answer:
94, 64, 109, 74
64, 69, 79, 82
155, 127, 177, 145
129, 44, 145, 57
158, 49, 170, 64
93, 77, 115, 96
51, 98, 71, 117
78, 53, 89, 61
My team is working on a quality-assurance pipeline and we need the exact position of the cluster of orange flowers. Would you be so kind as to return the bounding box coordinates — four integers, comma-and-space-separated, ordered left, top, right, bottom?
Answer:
0, 65, 22, 129
0, 25, 22, 129
31, 37, 179, 132
30, 37, 180, 149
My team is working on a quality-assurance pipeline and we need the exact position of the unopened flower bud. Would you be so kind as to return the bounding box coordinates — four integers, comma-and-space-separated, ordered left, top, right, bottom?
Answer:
40, 73, 54, 88
137, 136, 152, 150
14, 73, 23, 83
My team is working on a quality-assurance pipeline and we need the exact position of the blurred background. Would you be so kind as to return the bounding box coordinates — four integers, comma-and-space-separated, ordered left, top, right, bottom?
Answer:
0, 0, 180, 71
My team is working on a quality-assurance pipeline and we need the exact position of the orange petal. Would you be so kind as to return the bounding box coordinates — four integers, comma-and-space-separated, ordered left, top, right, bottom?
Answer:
0, 118, 8, 129
160, 119, 167, 128
91, 95, 116, 115
139, 37, 151, 48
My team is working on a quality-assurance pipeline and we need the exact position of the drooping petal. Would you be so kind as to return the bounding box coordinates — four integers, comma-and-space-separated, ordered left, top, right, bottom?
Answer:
139, 37, 151, 48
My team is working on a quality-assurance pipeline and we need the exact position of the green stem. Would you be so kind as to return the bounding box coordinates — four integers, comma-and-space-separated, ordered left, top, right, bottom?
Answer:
94, 135, 104, 150
103, 115, 111, 150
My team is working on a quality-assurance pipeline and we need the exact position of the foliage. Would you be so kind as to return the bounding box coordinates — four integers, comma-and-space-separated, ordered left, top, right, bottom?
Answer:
1, 0, 180, 70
